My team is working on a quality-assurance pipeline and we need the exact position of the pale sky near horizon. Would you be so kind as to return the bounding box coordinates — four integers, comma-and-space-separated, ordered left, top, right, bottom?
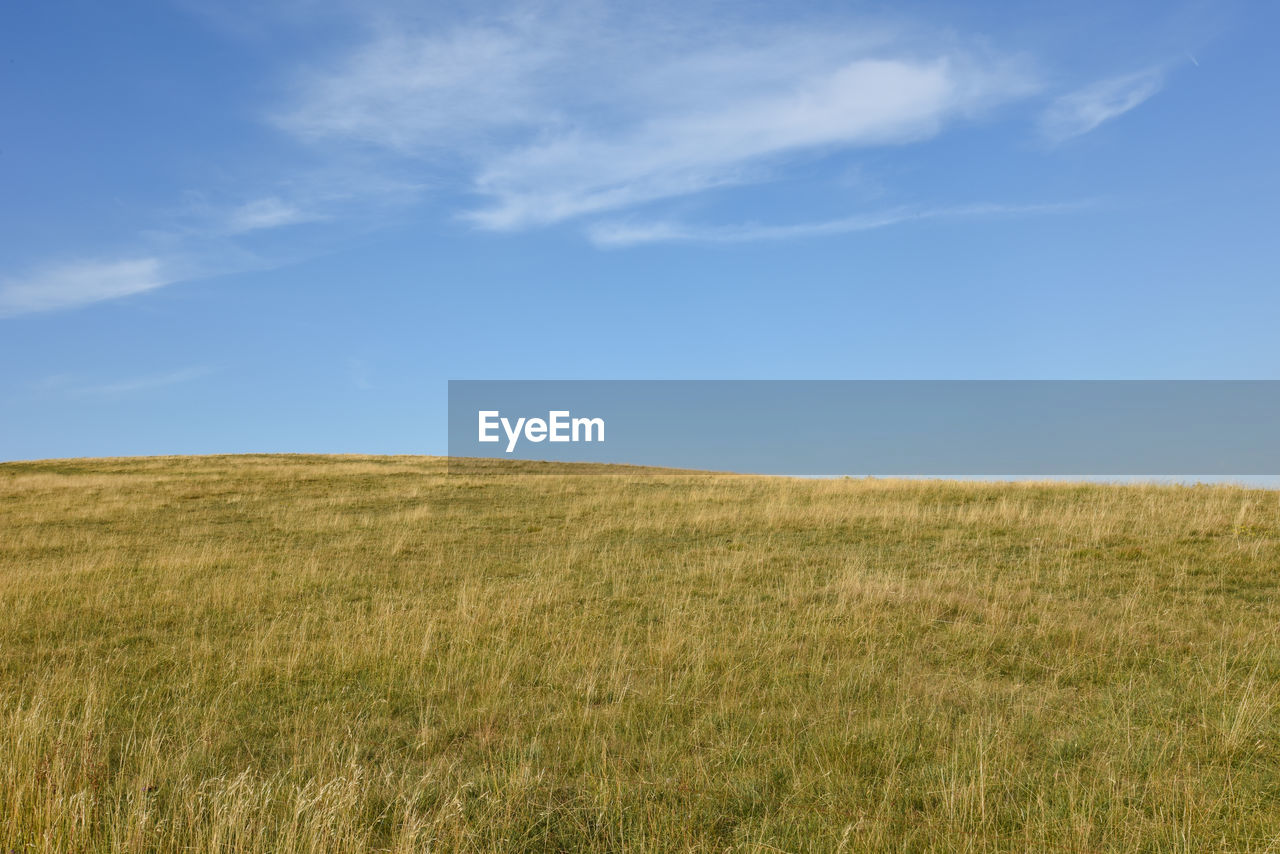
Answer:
2, 0, 1278, 460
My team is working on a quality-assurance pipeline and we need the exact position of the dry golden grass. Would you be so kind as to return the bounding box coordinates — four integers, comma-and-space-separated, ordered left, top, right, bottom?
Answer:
1, 455, 1278, 852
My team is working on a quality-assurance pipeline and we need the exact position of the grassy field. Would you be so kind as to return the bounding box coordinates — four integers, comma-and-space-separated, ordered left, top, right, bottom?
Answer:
1, 455, 1278, 852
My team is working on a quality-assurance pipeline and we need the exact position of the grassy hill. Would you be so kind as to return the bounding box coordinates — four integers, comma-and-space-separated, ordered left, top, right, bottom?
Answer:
2, 455, 1278, 852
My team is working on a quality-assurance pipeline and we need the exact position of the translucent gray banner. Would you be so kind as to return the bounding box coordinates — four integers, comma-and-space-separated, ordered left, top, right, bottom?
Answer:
447, 381, 1280, 475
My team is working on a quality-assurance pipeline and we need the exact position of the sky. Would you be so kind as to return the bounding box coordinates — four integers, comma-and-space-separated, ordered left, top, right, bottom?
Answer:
2, 0, 1278, 460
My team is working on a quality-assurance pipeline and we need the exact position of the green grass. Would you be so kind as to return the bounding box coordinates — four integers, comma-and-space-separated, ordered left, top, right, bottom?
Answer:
1, 455, 1279, 852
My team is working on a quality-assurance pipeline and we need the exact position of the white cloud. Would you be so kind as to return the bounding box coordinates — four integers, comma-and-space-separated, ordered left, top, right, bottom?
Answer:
588, 202, 1087, 247
225, 197, 322, 233
279, 20, 555, 151
26, 366, 215, 397
470, 58, 1029, 230
1039, 67, 1164, 141
0, 257, 175, 317
0, 6, 1112, 318
278, 12, 1040, 230
75, 366, 216, 396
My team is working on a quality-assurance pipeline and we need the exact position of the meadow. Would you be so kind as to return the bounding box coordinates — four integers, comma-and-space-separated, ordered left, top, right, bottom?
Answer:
1, 455, 1278, 852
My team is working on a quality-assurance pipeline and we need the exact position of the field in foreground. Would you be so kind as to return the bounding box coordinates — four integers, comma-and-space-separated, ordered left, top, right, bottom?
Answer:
1, 456, 1278, 853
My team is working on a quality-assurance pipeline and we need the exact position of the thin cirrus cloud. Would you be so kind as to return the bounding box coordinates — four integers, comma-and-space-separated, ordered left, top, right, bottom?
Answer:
72, 366, 217, 397
29, 366, 216, 398
587, 201, 1092, 248
2, 6, 1171, 319
0, 197, 316, 318
1039, 67, 1166, 141
467, 58, 1034, 231
277, 14, 1042, 231
0, 257, 176, 318
224, 196, 325, 234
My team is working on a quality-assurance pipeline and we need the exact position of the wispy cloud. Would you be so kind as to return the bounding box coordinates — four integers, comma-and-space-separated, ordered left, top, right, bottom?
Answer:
469, 58, 1036, 230
1039, 67, 1165, 141
279, 17, 557, 151
78, 366, 217, 396
31, 366, 216, 397
0, 258, 176, 317
279, 11, 1040, 230
2, 3, 1160, 319
588, 202, 1089, 247
0, 192, 340, 317
224, 197, 324, 234
0, 247, 285, 318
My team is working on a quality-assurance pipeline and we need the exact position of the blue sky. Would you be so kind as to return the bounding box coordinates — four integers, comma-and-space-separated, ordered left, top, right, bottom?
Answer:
2, 0, 1278, 459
